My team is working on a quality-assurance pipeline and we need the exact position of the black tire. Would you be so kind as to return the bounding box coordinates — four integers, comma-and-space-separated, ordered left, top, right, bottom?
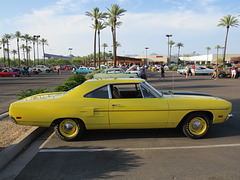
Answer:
12, 74, 16, 77
182, 113, 211, 139
54, 119, 85, 141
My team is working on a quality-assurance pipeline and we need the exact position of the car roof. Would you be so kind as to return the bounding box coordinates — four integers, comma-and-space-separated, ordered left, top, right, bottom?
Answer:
63, 78, 144, 98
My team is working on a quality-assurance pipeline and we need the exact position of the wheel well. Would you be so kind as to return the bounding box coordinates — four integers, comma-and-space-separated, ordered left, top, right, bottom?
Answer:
177, 111, 213, 128
51, 118, 86, 128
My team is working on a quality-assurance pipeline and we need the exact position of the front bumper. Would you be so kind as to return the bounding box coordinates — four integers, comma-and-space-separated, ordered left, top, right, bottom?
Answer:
225, 114, 233, 122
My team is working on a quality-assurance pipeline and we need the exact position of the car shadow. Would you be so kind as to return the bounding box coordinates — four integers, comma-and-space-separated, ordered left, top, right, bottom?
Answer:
16, 145, 143, 180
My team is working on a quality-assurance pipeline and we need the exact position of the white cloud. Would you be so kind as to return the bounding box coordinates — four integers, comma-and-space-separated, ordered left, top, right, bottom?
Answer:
7, 0, 238, 57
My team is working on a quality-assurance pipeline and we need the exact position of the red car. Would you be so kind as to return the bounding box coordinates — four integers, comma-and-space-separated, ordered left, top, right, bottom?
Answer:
0, 69, 18, 77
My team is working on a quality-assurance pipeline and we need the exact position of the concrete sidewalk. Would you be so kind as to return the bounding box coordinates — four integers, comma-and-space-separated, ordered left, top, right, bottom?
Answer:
0, 112, 46, 171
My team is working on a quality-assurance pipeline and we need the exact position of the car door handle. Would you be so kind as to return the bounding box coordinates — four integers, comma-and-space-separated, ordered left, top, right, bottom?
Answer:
112, 104, 124, 108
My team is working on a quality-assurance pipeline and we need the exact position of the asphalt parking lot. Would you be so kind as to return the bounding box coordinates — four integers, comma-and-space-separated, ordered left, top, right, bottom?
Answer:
0, 71, 73, 114
1, 70, 240, 180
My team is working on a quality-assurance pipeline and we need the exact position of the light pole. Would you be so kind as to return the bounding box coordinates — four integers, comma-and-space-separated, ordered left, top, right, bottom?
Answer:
69, 48, 73, 55
34, 35, 40, 65
166, 34, 172, 64
145, 47, 149, 65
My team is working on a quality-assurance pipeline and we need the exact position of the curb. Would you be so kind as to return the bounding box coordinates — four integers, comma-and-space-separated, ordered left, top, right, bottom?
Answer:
0, 112, 9, 120
0, 111, 47, 171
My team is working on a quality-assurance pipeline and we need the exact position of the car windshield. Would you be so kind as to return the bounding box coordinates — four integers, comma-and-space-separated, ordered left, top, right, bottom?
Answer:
142, 82, 163, 97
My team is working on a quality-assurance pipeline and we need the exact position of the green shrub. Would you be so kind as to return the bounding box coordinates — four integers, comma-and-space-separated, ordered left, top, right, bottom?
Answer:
86, 72, 95, 79
17, 88, 50, 100
68, 74, 86, 84
53, 80, 78, 92
86, 69, 103, 80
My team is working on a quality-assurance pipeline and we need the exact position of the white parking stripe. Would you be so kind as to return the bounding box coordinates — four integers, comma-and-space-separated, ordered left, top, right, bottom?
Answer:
39, 143, 240, 153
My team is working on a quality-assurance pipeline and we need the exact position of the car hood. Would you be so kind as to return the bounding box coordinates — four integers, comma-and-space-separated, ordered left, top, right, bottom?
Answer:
18, 92, 64, 102
125, 65, 137, 73
162, 91, 214, 97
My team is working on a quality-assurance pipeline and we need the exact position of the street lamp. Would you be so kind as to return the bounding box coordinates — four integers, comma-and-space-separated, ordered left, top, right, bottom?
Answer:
166, 34, 172, 64
34, 35, 40, 65
145, 47, 149, 64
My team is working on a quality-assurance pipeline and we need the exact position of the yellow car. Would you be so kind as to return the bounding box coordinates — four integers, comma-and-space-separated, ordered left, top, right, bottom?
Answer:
9, 78, 232, 141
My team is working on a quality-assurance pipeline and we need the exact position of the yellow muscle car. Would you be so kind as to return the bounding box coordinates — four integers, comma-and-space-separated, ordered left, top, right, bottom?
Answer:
9, 78, 232, 141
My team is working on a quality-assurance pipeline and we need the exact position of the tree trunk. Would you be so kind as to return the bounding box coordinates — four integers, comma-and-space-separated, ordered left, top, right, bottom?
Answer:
93, 20, 98, 67
3, 44, 6, 67
223, 27, 229, 64
17, 39, 21, 67
33, 42, 36, 66
169, 45, 172, 64
7, 40, 10, 67
113, 25, 117, 67
98, 32, 101, 69
42, 44, 45, 64
178, 47, 180, 64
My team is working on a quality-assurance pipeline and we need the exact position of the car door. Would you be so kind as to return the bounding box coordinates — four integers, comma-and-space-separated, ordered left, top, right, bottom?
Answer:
109, 83, 169, 128
81, 85, 110, 129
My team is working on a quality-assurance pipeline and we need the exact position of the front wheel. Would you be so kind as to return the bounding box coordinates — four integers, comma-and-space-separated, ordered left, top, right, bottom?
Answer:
182, 113, 211, 139
54, 119, 85, 141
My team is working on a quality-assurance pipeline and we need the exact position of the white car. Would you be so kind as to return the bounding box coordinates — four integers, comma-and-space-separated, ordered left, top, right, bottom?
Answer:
177, 66, 214, 75
35, 65, 51, 73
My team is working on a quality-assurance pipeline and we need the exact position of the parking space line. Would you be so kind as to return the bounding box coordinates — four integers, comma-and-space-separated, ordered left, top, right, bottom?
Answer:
39, 143, 240, 153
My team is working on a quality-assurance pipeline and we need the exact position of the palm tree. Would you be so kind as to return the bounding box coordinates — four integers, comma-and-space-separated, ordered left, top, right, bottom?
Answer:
20, 44, 26, 64
21, 34, 32, 66
26, 46, 32, 64
176, 42, 184, 64
107, 4, 126, 67
3, 34, 12, 67
217, 15, 239, 64
0, 38, 7, 66
40, 38, 48, 64
11, 49, 17, 60
86, 7, 107, 67
168, 40, 175, 64
206, 47, 211, 62
32, 36, 37, 66
14, 31, 21, 67
96, 21, 106, 69
215, 45, 222, 64
102, 43, 108, 65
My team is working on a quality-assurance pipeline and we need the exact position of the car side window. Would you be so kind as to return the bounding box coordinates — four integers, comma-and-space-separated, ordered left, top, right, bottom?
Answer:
111, 83, 142, 99
141, 85, 156, 98
84, 85, 109, 99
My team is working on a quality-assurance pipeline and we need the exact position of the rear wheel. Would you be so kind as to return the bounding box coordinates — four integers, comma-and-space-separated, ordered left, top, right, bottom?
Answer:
54, 119, 85, 141
182, 113, 211, 139
12, 74, 16, 77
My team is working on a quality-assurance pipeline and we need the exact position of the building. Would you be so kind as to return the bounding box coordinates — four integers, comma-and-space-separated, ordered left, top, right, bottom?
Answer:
44, 53, 74, 60
179, 54, 240, 64
136, 55, 178, 65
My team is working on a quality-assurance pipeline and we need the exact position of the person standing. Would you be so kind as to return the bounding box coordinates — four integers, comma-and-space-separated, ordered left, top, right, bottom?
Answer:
191, 65, 195, 76
185, 65, 189, 78
159, 65, 165, 80
231, 66, 236, 79
212, 65, 218, 79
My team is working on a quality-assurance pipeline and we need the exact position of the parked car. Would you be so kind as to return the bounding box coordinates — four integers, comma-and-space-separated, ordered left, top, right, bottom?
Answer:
0, 69, 19, 77
177, 66, 214, 75
127, 67, 141, 75
94, 65, 138, 79
35, 65, 52, 73
75, 66, 94, 74
9, 78, 232, 141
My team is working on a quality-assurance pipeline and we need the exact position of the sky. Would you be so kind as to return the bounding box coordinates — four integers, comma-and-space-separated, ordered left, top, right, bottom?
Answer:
0, 0, 240, 58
